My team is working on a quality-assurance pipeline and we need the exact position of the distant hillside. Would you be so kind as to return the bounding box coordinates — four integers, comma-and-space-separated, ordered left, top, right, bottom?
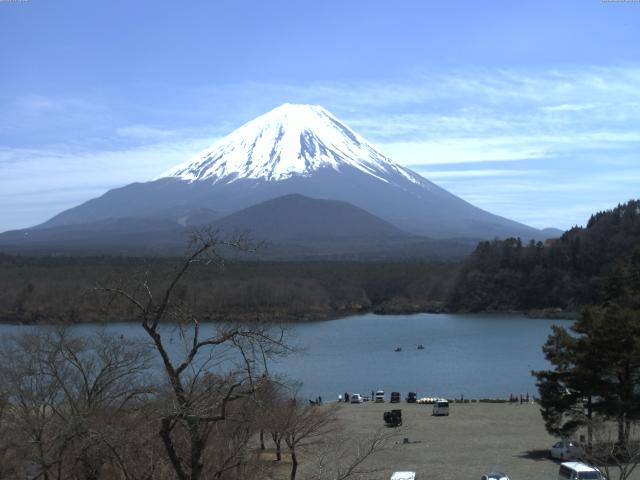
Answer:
448, 199, 640, 312
0, 218, 187, 256
209, 194, 480, 260
0, 194, 477, 260
212, 193, 409, 242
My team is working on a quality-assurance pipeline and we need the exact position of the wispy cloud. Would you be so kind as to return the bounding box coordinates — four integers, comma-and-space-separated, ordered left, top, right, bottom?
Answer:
539, 102, 603, 112
115, 124, 182, 140
378, 138, 550, 165
416, 169, 546, 179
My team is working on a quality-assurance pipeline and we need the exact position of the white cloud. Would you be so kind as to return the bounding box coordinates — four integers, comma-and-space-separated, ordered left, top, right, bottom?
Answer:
115, 124, 182, 140
374, 129, 640, 166
539, 103, 603, 112
378, 139, 550, 165
416, 169, 546, 179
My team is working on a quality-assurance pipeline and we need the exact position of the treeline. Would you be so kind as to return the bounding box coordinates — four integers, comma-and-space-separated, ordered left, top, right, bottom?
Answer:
449, 199, 640, 312
0, 255, 459, 323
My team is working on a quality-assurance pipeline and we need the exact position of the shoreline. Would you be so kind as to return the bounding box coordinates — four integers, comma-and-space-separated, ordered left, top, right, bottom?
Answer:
0, 306, 578, 326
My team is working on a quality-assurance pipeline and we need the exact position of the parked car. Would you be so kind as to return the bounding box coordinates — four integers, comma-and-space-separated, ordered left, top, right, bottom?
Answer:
383, 409, 402, 427
432, 399, 449, 416
558, 461, 606, 480
390, 472, 416, 480
481, 473, 510, 480
375, 390, 385, 402
390, 391, 401, 403
406, 392, 417, 403
350, 393, 363, 404
551, 440, 585, 460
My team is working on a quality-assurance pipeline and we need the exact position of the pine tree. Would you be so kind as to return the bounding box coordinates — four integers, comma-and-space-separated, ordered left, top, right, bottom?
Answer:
533, 306, 640, 446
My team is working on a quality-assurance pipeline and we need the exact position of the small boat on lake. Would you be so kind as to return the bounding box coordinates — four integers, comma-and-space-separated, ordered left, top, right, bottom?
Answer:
394, 347, 402, 352
417, 344, 424, 350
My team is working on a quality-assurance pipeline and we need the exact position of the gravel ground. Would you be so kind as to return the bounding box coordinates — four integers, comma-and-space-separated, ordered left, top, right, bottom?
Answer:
316, 401, 638, 480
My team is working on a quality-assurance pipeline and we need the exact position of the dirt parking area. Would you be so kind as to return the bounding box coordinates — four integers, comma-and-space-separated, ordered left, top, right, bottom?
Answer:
318, 401, 638, 480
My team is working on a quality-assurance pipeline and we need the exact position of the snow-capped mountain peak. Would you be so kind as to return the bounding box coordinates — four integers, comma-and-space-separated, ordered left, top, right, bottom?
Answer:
159, 103, 420, 185
29, 102, 544, 243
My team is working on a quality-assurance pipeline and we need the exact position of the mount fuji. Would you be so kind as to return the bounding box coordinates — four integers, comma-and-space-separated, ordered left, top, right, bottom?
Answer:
0, 104, 549, 256
160, 103, 424, 186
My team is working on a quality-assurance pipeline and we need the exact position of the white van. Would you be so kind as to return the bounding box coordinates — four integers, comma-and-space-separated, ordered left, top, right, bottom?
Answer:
375, 390, 385, 403
432, 398, 449, 416
558, 461, 605, 480
390, 472, 416, 480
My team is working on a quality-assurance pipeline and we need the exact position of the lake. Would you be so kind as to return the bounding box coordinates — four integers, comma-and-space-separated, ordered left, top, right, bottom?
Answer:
0, 313, 570, 401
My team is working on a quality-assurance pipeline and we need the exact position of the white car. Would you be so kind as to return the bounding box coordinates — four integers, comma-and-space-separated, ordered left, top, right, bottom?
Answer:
481, 472, 510, 480
432, 399, 449, 416
558, 461, 605, 480
390, 472, 416, 480
551, 440, 585, 460
350, 393, 363, 404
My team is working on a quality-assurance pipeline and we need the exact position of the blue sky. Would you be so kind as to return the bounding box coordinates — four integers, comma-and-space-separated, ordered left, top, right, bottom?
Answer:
1, 0, 639, 232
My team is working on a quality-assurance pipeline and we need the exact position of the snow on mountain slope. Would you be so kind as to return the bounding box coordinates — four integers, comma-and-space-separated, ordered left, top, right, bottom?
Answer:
160, 103, 423, 186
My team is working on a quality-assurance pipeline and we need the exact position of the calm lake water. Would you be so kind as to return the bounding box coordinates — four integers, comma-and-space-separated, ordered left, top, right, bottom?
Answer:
0, 313, 570, 400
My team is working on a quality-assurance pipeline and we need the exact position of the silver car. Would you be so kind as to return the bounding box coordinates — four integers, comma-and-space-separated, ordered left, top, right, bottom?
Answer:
481, 473, 510, 480
551, 440, 585, 460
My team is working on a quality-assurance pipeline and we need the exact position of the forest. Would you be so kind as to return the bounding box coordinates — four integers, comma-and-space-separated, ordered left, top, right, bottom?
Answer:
0, 254, 458, 324
448, 199, 640, 313
2, 199, 640, 324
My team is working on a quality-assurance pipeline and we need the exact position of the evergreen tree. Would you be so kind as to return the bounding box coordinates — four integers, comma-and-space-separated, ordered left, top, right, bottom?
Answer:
533, 324, 597, 442
533, 306, 640, 446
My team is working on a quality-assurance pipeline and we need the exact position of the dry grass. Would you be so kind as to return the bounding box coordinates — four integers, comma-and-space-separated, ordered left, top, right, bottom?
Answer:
286, 401, 640, 480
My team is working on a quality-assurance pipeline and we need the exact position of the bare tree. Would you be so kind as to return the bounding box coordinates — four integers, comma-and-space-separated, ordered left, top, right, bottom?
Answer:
0, 329, 155, 480
281, 401, 337, 480
255, 378, 292, 462
583, 419, 640, 480
269, 415, 286, 463
0, 333, 59, 478
307, 430, 390, 480
99, 229, 290, 480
